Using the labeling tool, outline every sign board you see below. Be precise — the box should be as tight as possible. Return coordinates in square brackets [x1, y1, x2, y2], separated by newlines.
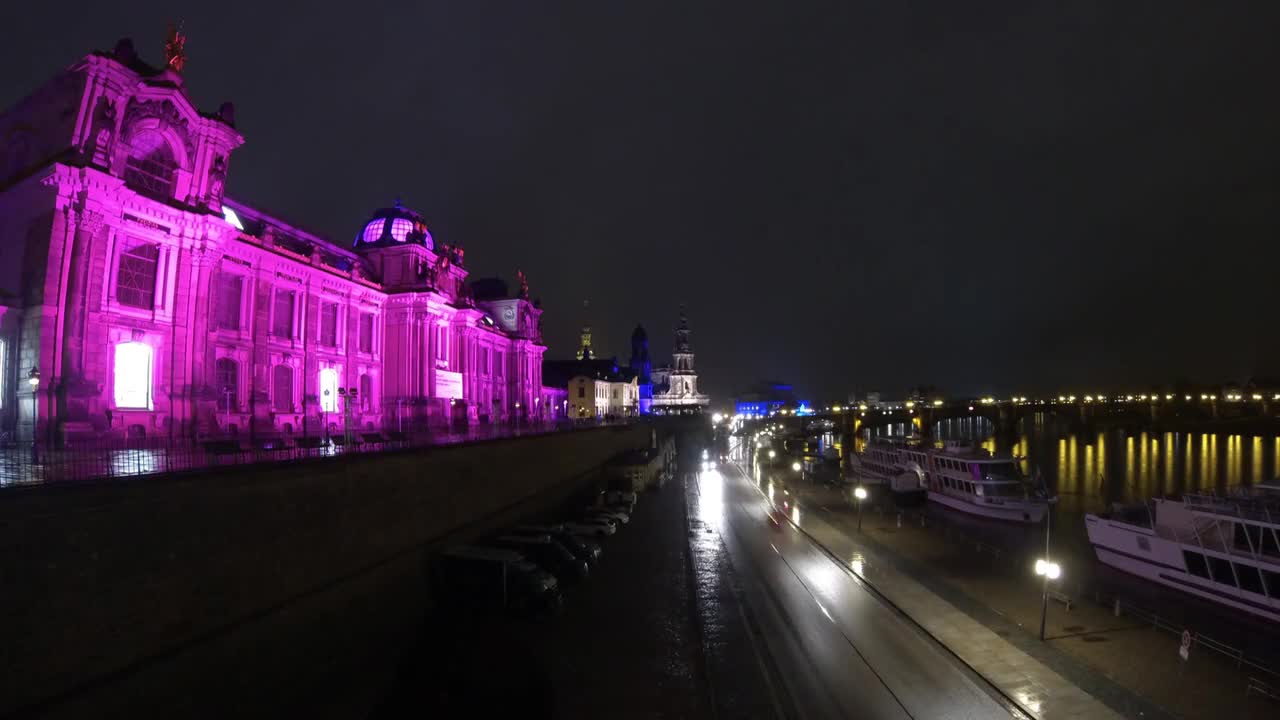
[1179, 630, 1192, 661]
[435, 370, 463, 400]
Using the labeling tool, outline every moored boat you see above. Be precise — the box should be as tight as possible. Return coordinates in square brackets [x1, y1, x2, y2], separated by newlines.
[1085, 491, 1280, 623]
[916, 444, 1047, 523]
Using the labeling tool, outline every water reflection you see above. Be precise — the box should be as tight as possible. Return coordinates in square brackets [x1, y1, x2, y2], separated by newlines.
[860, 417, 1280, 511]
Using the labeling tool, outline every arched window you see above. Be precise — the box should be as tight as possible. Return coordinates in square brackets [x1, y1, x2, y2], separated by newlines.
[318, 368, 338, 413]
[272, 365, 294, 411]
[114, 342, 154, 409]
[116, 242, 160, 309]
[215, 358, 238, 411]
[359, 374, 372, 411]
[123, 129, 178, 198]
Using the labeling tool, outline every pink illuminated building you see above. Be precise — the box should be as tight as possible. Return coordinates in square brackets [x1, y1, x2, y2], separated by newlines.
[0, 37, 551, 443]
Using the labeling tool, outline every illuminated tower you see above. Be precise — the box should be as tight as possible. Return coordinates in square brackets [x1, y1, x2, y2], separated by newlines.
[576, 301, 593, 360]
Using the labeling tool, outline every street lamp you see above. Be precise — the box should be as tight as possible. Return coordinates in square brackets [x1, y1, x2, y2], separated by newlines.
[854, 485, 868, 531]
[768, 450, 776, 459]
[1035, 559, 1062, 641]
[27, 366, 40, 463]
[791, 461, 802, 472]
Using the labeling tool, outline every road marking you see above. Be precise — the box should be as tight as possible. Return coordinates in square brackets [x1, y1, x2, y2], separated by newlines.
[770, 543, 780, 555]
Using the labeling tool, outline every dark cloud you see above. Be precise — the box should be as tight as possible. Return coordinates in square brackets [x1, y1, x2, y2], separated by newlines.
[3, 2, 1277, 401]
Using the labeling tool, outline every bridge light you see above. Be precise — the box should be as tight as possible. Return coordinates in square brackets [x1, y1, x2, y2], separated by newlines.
[1084, 396, 1093, 403]
[1067, 395, 1076, 403]
[932, 399, 943, 407]
[905, 401, 915, 409]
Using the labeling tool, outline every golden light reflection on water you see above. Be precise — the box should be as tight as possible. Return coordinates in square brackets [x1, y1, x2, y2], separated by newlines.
[917, 419, 1280, 509]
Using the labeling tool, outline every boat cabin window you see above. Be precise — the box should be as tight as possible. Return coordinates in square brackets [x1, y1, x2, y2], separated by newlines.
[1234, 563, 1265, 595]
[1234, 522, 1280, 558]
[1207, 556, 1236, 587]
[1183, 551, 1210, 579]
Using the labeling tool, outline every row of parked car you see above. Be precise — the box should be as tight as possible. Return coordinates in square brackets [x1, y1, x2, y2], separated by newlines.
[434, 490, 640, 615]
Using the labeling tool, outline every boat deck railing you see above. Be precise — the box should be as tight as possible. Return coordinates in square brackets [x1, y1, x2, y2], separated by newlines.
[1184, 492, 1280, 527]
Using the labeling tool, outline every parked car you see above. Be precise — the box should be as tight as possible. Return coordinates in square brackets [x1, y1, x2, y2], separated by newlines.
[514, 525, 602, 564]
[433, 545, 560, 616]
[486, 535, 589, 583]
[605, 490, 637, 509]
[563, 518, 617, 537]
[585, 507, 630, 525]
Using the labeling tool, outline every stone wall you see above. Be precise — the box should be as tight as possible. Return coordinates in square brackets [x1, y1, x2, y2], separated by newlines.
[0, 424, 648, 717]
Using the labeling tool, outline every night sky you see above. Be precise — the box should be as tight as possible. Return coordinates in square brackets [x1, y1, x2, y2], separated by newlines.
[3, 3, 1278, 402]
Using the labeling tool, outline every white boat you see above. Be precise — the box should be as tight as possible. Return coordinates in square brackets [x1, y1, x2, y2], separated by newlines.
[915, 444, 1047, 523]
[1085, 490, 1280, 623]
[848, 438, 927, 497]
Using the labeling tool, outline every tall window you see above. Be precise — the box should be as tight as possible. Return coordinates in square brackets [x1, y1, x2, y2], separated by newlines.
[358, 313, 374, 353]
[272, 290, 295, 338]
[123, 130, 178, 198]
[117, 243, 160, 309]
[495, 351, 504, 378]
[215, 358, 238, 411]
[318, 368, 338, 412]
[272, 365, 294, 411]
[214, 273, 242, 330]
[113, 342, 153, 409]
[320, 304, 338, 346]
[481, 347, 489, 376]
[359, 374, 372, 411]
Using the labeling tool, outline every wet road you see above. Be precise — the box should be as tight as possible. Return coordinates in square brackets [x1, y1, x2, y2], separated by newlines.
[694, 445, 1017, 720]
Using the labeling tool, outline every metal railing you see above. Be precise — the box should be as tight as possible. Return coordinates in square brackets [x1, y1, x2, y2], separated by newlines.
[0, 418, 632, 488]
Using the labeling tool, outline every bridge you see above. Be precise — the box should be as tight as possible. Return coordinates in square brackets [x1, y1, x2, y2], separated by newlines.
[742, 392, 1280, 439]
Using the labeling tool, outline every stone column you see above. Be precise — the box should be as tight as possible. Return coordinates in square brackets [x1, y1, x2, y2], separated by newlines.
[57, 209, 104, 435]
[187, 246, 216, 439]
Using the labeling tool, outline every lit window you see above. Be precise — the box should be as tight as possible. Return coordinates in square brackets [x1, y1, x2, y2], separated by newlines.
[117, 242, 160, 309]
[361, 220, 384, 244]
[272, 365, 294, 411]
[215, 358, 238, 411]
[320, 304, 338, 346]
[360, 374, 372, 411]
[215, 272, 242, 330]
[389, 218, 414, 242]
[272, 290, 295, 338]
[114, 342, 153, 409]
[319, 368, 338, 412]
[123, 130, 178, 198]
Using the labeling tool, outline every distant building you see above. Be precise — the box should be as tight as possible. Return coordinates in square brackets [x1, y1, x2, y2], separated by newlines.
[735, 382, 796, 417]
[650, 308, 709, 415]
[629, 324, 653, 414]
[544, 356, 639, 419]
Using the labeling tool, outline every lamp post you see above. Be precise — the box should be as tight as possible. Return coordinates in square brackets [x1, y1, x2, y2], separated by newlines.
[27, 367, 40, 463]
[854, 485, 868, 531]
[515, 401, 521, 430]
[222, 386, 232, 434]
[1035, 558, 1062, 641]
[321, 388, 331, 443]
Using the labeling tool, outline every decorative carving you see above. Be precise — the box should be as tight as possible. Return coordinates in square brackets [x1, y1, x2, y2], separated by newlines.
[123, 98, 195, 160]
[206, 155, 227, 208]
[75, 209, 105, 236]
[90, 96, 116, 167]
[131, 328, 146, 341]
[164, 24, 187, 74]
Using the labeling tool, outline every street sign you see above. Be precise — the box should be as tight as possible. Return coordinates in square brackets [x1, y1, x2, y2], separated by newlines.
[1179, 630, 1192, 661]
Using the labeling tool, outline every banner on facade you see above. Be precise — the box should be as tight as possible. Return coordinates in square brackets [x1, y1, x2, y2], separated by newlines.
[435, 370, 463, 399]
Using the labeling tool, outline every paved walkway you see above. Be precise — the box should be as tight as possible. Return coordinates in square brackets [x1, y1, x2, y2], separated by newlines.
[784, 476, 1280, 719]
[748, 461, 1126, 720]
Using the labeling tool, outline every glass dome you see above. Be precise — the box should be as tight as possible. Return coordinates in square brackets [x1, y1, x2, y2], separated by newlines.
[353, 199, 434, 250]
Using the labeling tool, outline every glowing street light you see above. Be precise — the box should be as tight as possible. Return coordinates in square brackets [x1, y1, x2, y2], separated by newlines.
[712, 412, 724, 424]
[768, 450, 776, 459]
[791, 461, 802, 472]
[849, 484, 870, 530]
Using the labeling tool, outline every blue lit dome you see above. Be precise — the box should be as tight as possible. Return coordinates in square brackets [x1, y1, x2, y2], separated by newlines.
[353, 199, 434, 250]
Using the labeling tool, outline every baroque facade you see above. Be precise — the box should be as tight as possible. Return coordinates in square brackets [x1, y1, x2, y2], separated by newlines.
[0, 37, 548, 442]
[650, 309, 709, 415]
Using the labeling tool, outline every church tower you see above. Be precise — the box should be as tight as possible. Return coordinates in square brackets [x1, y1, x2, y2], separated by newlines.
[576, 301, 593, 360]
